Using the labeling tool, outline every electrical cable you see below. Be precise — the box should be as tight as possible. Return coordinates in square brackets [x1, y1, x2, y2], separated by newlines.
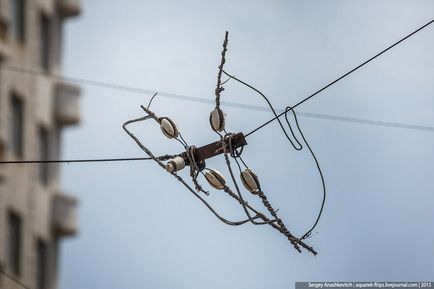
[0, 157, 163, 164]
[245, 18, 434, 138]
[222, 70, 303, 150]
[0, 64, 433, 133]
[221, 68, 326, 242]
[0, 14, 431, 260]
[122, 113, 262, 226]
[286, 107, 326, 242]
[210, 33, 313, 252]
[146, 92, 158, 110]
[222, 134, 279, 225]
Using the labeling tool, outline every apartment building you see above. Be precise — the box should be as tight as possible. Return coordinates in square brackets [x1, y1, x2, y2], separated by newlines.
[0, 0, 81, 288]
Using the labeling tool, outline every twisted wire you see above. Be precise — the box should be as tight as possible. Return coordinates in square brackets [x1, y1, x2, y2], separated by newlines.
[221, 185, 319, 254]
[140, 105, 159, 122]
[215, 31, 229, 108]
[185, 145, 208, 195]
[222, 134, 280, 226]
[122, 113, 258, 226]
[120, 31, 318, 255]
[227, 132, 245, 159]
[122, 107, 317, 254]
[210, 31, 317, 254]
[218, 73, 308, 242]
[144, 95, 190, 150]
[232, 152, 310, 253]
[221, 63, 326, 244]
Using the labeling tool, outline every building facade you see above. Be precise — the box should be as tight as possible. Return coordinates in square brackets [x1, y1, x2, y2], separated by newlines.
[0, 0, 81, 288]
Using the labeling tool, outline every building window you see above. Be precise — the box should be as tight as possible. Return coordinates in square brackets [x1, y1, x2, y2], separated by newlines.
[40, 14, 51, 71]
[38, 127, 49, 184]
[36, 240, 48, 289]
[10, 0, 26, 42]
[6, 212, 22, 275]
[9, 94, 24, 157]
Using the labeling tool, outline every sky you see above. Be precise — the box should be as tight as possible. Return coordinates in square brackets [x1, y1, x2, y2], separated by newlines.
[59, 1, 434, 288]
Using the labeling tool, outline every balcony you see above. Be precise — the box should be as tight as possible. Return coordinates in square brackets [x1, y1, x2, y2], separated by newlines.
[57, 0, 81, 18]
[52, 193, 78, 237]
[55, 82, 81, 126]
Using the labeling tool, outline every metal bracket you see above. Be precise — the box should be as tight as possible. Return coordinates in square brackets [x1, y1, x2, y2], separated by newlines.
[180, 133, 247, 165]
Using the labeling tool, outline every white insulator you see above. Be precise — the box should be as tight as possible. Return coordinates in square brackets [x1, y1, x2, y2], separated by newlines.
[204, 169, 226, 190]
[159, 117, 179, 139]
[209, 107, 225, 132]
[240, 169, 260, 193]
[165, 156, 185, 173]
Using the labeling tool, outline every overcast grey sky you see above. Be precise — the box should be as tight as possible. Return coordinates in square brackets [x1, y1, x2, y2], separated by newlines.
[60, 1, 434, 288]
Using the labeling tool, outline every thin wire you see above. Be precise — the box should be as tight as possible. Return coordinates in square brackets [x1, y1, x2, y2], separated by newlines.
[122, 113, 260, 226]
[233, 144, 311, 252]
[222, 144, 279, 226]
[147, 92, 158, 109]
[1, 20, 432, 166]
[245, 18, 434, 138]
[221, 76, 232, 86]
[0, 157, 155, 164]
[238, 155, 248, 169]
[222, 67, 325, 241]
[222, 69, 303, 150]
[179, 133, 189, 147]
[297, 111, 434, 132]
[286, 107, 326, 242]
[206, 31, 311, 253]
[185, 145, 209, 195]
[233, 156, 244, 173]
[213, 34, 286, 228]
[175, 137, 188, 148]
[1, 65, 433, 133]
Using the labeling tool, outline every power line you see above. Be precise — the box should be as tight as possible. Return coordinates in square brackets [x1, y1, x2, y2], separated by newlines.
[245, 18, 434, 137]
[0, 157, 154, 164]
[1, 62, 434, 133]
[3, 110, 431, 165]
[1, 19, 434, 167]
[296, 111, 434, 132]
[0, 154, 179, 164]
[0, 64, 216, 104]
